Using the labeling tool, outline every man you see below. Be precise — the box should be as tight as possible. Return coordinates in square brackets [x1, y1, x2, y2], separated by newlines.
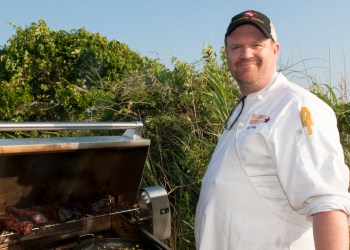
[195, 10, 350, 250]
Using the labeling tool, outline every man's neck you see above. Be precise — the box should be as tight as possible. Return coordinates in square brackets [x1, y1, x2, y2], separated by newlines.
[239, 71, 278, 96]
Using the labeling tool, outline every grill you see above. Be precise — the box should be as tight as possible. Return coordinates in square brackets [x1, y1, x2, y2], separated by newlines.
[0, 122, 171, 250]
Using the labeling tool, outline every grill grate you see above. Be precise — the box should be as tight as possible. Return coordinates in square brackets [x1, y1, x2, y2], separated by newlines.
[0, 198, 139, 237]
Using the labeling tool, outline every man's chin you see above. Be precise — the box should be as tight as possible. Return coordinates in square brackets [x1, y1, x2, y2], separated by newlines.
[234, 75, 258, 85]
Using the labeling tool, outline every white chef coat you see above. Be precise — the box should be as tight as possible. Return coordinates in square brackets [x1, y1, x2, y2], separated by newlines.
[195, 72, 350, 250]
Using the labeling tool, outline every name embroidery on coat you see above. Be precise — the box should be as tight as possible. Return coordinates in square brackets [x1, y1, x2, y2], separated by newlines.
[247, 113, 270, 129]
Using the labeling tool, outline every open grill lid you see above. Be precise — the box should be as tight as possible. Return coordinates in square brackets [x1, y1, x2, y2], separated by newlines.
[0, 122, 150, 213]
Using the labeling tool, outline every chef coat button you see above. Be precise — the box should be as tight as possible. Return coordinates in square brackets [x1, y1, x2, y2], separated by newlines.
[257, 95, 263, 101]
[238, 122, 244, 128]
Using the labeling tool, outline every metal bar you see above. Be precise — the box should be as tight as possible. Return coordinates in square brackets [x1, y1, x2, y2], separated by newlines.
[0, 122, 143, 131]
[0, 207, 140, 238]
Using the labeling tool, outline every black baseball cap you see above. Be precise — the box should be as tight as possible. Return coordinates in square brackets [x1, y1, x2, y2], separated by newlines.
[225, 10, 277, 42]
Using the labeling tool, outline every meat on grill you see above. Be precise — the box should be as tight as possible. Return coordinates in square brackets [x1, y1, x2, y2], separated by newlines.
[0, 195, 115, 236]
[32, 204, 83, 222]
[5, 206, 48, 224]
[0, 216, 33, 235]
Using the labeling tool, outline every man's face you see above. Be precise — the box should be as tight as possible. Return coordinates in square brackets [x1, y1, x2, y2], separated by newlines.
[225, 24, 279, 95]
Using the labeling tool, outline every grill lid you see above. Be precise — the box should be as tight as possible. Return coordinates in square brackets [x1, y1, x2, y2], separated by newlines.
[0, 122, 150, 212]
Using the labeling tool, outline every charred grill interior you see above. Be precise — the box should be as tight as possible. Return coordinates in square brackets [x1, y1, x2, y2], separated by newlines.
[0, 122, 171, 250]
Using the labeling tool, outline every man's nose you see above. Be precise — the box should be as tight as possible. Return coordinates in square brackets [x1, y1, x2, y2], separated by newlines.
[240, 47, 254, 59]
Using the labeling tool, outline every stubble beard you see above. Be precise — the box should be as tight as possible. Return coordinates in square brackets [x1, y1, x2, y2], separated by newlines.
[230, 58, 262, 89]
[232, 69, 262, 94]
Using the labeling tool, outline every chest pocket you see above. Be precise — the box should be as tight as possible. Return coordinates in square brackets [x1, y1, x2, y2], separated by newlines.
[237, 132, 271, 169]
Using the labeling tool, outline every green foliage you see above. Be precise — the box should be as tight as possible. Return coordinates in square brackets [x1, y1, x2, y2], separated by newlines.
[201, 45, 241, 128]
[0, 20, 144, 122]
[309, 82, 350, 166]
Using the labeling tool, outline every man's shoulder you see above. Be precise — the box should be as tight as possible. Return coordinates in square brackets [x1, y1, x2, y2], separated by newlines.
[275, 74, 310, 96]
[273, 73, 335, 115]
[275, 74, 325, 102]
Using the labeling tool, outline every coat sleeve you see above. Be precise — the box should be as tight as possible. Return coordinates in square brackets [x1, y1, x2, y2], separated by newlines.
[270, 93, 350, 218]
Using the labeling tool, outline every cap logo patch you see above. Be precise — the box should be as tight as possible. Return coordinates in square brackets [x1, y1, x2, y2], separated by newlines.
[245, 10, 255, 18]
[233, 12, 265, 25]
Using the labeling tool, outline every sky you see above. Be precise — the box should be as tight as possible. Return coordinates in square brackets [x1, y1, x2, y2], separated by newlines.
[1, 0, 350, 94]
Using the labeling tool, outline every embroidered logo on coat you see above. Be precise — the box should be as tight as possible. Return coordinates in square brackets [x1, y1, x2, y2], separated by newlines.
[247, 113, 270, 129]
[300, 106, 313, 135]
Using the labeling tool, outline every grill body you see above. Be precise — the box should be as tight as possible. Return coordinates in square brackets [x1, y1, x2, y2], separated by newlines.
[0, 122, 171, 250]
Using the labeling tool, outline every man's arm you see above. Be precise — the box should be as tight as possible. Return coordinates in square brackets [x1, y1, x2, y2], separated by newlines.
[313, 210, 349, 250]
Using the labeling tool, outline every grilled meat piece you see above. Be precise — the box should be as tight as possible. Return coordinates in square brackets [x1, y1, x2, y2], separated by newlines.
[0, 216, 33, 235]
[58, 206, 82, 222]
[5, 206, 48, 224]
[32, 204, 60, 221]
[32, 204, 82, 222]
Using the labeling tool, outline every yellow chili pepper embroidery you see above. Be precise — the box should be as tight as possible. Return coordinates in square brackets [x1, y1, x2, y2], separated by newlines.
[300, 106, 313, 135]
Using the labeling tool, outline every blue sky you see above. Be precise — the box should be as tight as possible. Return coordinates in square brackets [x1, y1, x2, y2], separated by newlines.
[1, 0, 350, 92]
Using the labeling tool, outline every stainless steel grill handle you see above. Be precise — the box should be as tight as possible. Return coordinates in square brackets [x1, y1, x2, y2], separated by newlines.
[0, 121, 144, 137]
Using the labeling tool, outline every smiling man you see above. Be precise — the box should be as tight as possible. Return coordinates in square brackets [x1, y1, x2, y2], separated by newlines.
[195, 10, 350, 250]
